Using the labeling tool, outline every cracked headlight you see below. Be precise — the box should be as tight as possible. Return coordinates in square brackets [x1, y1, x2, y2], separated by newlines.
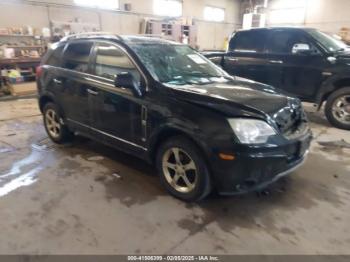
[228, 118, 276, 144]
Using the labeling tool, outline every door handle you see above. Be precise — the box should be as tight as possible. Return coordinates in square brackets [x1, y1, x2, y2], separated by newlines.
[228, 57, 239, 62]
[87, 89, 99, 96]
[269, 60, 283, 64]
[53, 78, 62, 85]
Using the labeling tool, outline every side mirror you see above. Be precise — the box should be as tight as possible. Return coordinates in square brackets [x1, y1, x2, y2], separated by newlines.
[292, 43, 311, 55]
[115, 72, 143, 97]
[327, 56, 337, 64]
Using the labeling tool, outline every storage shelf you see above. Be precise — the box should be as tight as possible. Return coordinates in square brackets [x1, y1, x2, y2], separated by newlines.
[6, 45, 44, 48]
[0, 34, 37, 37]
[0, 57, 41, 66]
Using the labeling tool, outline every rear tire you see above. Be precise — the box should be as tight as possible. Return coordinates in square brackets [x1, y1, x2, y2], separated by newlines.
[325, 87, 350, 130]
[156, 136, 212, 202]
[43, 102, 74, 144]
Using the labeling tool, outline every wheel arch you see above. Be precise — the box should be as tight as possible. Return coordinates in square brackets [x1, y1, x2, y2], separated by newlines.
[148, 127, 211, 167]
[38, 93, 66, 119]
[324, 86, 350, 130]
[39, 95, 54, 113]
[318, 77, 350, 108]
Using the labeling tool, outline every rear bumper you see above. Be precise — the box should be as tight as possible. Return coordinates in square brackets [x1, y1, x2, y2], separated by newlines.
[210, 130, 312, 195]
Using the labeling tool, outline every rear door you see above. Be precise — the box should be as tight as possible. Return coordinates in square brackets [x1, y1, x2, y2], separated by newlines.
[224, 30, 269, 83]
[40, 43, 65, 95]
[59, 41, 94, 132]
[265, 29, 326, 99]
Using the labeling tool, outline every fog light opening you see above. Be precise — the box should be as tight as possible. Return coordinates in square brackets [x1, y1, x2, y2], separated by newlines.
[244, 179, 258, 188]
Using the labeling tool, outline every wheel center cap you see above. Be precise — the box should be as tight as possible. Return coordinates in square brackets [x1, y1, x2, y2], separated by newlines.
[177, 166, 185, 174]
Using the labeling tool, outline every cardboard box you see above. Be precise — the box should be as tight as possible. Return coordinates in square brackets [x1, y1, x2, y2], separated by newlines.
[339, 27, 350, 44]
[10, 82, 37, 96]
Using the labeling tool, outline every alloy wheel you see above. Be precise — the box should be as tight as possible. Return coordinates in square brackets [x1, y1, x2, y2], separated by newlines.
[332, 95, 350, 125]
[45, 109, 61, 139]
[162, 147, 198, 193]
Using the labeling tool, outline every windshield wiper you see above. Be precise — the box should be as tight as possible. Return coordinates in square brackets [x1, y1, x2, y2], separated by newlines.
[182, 71, 219, 78]
[335, 48, 346, 52]
[164, 73, 229, 86]
[165, 78, 213, 86]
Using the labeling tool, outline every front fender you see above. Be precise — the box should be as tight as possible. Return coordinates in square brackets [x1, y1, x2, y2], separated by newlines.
[147, 119, 212, 162]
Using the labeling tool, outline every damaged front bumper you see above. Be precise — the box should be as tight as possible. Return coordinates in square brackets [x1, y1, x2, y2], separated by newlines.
[234, 150, 309, 194]
[211, 130, 313, 195]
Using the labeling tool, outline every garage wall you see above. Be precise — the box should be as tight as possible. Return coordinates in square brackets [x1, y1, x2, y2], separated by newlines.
[266, 0, 350, 34]
[0, 0, 241, 50]
[304, 0, 350, 33]
[186, 0, 241, 50]
[267, 0, 307, 26]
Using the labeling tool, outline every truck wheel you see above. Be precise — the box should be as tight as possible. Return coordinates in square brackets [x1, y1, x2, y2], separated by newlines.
[156, 136, 212, 202]
[325, 87, 350, 130]
[43, 102, 74, 143]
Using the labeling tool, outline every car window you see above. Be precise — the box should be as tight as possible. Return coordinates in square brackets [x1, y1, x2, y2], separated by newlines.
[45, 45, 65, 67]
[229, 30, 268, 53]
[267, 30, 319, 54]
[62, 42, 93, 73]
[94, 43, 141, 84]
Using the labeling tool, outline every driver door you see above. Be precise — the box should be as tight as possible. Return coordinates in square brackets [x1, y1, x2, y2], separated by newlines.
[265, 29, 326, 100]
[88, 41, 147, 152]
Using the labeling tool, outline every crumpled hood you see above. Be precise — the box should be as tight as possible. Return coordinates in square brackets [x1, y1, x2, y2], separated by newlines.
[335, 49, 350, 57]
[165, 77, 300, 119]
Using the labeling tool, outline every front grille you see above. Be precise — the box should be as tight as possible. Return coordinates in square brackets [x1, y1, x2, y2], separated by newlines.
[274, 102, 308, 139]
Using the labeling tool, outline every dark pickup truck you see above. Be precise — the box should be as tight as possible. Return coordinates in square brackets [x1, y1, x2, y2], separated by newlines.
[204, 27, 350, 130]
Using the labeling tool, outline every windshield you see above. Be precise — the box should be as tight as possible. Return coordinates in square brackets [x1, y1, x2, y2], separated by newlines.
[129, 43, 227, 85]
[306, 29, 348, 52]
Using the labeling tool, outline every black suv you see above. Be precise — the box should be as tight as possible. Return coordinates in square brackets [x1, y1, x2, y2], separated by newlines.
[37, 34, 312, 201]
[204, 27, 350, 130]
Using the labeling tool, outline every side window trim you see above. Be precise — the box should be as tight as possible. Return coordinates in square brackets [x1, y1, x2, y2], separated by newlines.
[91, 40, 149, 91]
[60, 43, 69, 67]
[61, 40, 95, 74]
[87, 42, 97, 75]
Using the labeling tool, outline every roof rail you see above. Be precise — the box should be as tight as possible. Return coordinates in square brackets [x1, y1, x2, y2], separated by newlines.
[136, 34, 174, 39]
[60, 32, 121, 42]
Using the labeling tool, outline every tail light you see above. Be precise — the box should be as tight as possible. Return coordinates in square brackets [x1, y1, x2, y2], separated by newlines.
[36, 66, 43, 78]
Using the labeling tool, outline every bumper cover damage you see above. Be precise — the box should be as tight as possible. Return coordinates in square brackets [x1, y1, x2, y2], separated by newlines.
[214, 131, 313, 195]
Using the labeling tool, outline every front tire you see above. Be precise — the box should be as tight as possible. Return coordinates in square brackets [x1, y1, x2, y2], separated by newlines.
[325, 87, 350, 130]
[156, 136, 212, 202]
[43, 102, 73, 144]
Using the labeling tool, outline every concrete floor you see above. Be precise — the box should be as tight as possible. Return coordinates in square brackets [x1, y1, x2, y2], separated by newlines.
[0, 98, 349, 255]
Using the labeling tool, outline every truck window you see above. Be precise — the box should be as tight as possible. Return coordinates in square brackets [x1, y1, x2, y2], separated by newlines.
[229, 30, 267, 53]
[62, 42, 93, 73]
[266, 30, 318, 54]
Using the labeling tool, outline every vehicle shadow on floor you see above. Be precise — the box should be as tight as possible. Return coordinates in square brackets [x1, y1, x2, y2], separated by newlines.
[72, 136, 156, 177]
[68, 137, 297, 209]
[52, 137, 346, 236]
